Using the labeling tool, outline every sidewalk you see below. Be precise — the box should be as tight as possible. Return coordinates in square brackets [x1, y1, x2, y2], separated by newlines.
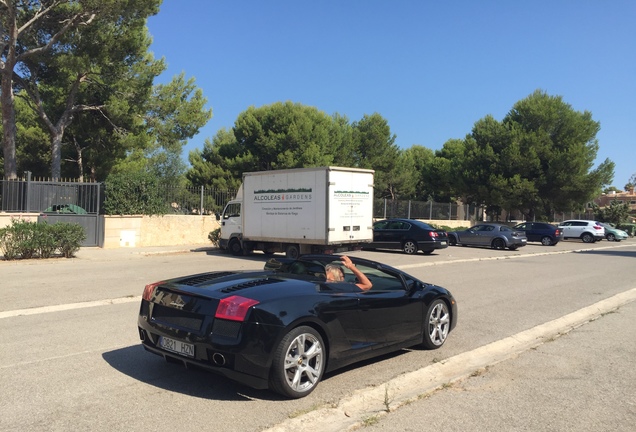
[361, 299, 636, 432]
[72, 243, 219, 261]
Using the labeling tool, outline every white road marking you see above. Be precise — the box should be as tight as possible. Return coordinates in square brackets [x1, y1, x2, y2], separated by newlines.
[0, 296, 141, 319]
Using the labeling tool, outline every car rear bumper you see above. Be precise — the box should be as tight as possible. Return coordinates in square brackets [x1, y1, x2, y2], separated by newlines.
[423, 240, 449, 250]
[140, 340, 270, 389]
[137, 314, 283, 390]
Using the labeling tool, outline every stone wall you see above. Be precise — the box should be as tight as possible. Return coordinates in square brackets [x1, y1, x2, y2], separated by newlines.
[103, 215, 220, 248]
[0, 213, 39, 228]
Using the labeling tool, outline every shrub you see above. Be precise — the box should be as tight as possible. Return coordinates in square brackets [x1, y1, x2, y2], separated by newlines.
[52, 222, 86, 258]
[0, 219, 86, 260]
[37, 223, 58, 259]
[208, 228, 221, 247]
[0, 219, 38, 259]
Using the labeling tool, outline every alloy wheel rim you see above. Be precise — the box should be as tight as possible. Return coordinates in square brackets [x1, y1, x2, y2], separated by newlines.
[283, 333, 324, 392]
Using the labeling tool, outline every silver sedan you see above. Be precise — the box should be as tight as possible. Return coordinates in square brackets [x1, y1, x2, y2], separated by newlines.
[448, 223, 527, 250]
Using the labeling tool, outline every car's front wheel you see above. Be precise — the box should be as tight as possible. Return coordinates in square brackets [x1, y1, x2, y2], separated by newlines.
[402, 240, 418, 254]
[607, 233, 616, 242]
[420, 299, 450, 350]
[582, 233, 594, 243]
[448, 236, 457, 246]
[541, 236, 553, 246]
[269, 326, 325, 398]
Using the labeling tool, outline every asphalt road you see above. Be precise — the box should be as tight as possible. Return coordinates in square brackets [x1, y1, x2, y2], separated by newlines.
[363, 300, 636, 432]
[1, 238, 634, 431]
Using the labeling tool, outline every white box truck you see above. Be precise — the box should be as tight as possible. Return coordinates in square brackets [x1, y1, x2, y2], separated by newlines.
[219, 166, 375, 258]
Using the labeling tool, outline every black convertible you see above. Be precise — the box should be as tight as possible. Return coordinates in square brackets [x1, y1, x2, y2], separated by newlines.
[137, 255, 458, 398]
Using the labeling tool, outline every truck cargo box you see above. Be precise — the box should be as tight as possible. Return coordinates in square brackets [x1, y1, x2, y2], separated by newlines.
[242, 166, 374, 245]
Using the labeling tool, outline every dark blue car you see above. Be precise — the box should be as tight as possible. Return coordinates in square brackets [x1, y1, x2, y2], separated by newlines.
[367, 218, 449, 254]
[512, 222, 563, 246]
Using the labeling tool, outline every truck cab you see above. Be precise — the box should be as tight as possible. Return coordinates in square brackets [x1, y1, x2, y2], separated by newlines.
[219, 200, 243, 254]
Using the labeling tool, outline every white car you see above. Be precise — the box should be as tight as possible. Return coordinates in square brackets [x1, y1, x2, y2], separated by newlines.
[558, 220, 605, 243]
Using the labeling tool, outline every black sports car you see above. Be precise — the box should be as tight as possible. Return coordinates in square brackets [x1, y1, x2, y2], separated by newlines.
[137, 255, 458, 398]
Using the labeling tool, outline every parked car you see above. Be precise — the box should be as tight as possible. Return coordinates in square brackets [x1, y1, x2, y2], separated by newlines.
[512, 222, 563, 246]
[447, 223, 527, 250]
[598, 222, 628, 242]
[137, 255, 457, 398]
[617, 223, 636, 237]
[367, 218, 449, 254]
[558, 220, 605, 243]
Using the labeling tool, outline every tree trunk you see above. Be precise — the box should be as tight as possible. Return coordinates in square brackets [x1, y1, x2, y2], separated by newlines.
[50, 129, 64, 180]
[1, 5, 19, 180]
[1, 78, 18, 179]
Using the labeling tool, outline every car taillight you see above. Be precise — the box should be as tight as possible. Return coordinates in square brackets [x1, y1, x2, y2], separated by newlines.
[215, 295, 259, 322]
[429, 231, 438, 238]
[593, 225, 602, 230]
[142, 281, 163, 301]
[555, 229, 560, 235]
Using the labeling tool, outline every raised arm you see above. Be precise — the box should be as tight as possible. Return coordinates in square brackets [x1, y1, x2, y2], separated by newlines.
[340, 256, 372, 291]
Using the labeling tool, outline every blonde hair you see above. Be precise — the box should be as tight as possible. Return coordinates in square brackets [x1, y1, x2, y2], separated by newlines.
[325, 264, 345, 282]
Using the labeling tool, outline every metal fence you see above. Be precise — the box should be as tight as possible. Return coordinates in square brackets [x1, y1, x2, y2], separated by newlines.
[161, 185, 236, 215]
[374, 198, 481, 221]
[1, 176, 102, 214]
[551, 211, 596, 223]
[0, 177, 238, 216]
[7, 177, 594, 223]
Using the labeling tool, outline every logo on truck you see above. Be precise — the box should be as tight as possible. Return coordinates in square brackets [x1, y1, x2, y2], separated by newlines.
[253, 188, 312, 202]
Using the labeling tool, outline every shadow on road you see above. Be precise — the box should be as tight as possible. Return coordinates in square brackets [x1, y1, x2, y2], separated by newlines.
[576, 249, 636, 258]
[102, 344, 413, 402]
[102, 345, 282, 401]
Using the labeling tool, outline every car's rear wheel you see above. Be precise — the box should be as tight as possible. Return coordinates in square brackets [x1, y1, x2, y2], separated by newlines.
[541, 236, 553, 246]
[582, 233, 594, 243]
[228, 238, 242, 256]
[607, 233, 616, 241]
[420, 299, 450, 350]
[492, 238, 505, 250]
[422, 250, 434, 255]
[269, 326, 325, 399]
[402, 240, 418, 254]
[448, 236, 457, 246]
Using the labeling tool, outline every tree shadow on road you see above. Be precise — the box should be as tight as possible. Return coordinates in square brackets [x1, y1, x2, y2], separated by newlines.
[576, 249, 636, 258]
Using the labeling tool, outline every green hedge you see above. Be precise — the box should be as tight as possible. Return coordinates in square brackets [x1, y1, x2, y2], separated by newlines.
[0, 219, 86, 260]
[103, 171, 168, 215]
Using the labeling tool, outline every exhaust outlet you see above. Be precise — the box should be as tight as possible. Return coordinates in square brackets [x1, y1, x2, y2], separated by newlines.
[212, 353, 226, 366]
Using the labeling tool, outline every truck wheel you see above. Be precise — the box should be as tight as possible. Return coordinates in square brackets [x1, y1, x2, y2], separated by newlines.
[229, 238, 243, 256]
[285, 244, 300, 259]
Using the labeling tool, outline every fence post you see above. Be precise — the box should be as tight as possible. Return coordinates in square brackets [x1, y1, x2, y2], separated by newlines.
[408, 200, 411, 219]
[429, 200, 432, 220]
[449, 202, 451, 220]
[383, 198, 387, 219]
[200, 186, 204, 215]
[25, 171, 32, 213]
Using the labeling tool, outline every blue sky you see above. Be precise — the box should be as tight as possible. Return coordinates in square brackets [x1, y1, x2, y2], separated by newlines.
[147, 1, 635, 188]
